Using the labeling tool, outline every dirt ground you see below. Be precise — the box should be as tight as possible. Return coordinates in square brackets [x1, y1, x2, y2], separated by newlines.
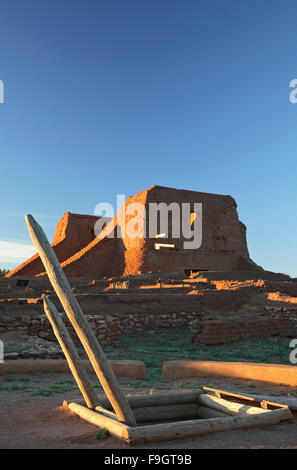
[1, 372, 297, 449]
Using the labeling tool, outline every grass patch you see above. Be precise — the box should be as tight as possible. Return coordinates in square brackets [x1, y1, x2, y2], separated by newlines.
[0, 384, 32, 392]
[101, 329, 293, 389]
[94, 428, 109, 439]
[1, 330, 292, 395]
[104, 329, 292, 366]
[93, 383, 103, 389]
[33, 382, 74, 396]
[19, 377, 31, 382]
[247, 381, 255, 388]
[51, 379, 74, 385]
[4, 345, 27, 354]
[132, 367, 165, 389]
[2, 376, 17, 382]
[0, 375, 75, 396]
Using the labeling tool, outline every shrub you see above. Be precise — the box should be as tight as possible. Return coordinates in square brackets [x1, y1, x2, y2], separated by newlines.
[94, 428, 109, 439]
[0, 268, 9, 277]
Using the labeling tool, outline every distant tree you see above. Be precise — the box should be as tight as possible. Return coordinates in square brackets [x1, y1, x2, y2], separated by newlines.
[0, 268, 9, 277]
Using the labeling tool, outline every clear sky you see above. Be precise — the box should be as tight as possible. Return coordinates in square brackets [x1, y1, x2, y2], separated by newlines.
[0, 0, 296, 276]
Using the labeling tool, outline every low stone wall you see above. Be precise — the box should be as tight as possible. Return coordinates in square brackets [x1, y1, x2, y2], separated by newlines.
[191, 316, 297, 346]
[0, 288, 256, 317]
[1, 311, 200, 348]
[0, 313, 120, 347]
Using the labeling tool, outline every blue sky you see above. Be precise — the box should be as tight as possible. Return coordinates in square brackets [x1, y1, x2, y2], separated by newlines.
[0, 0, 296, 275]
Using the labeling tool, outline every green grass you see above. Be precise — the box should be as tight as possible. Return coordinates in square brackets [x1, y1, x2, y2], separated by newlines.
[94, 428, 109, 439]
[0, 383, 32, 392]
[102, 328, 294, 389]
[0, 329, 294, 394]
[2, 376, 17, 382]
[132, 368, 165, 388]
[4, 345, 27, 354]
[104, 329, 292, 366]
[33, 382, 74, 396]
[19, 377, 31, 382]
[0, 376, 75, 396]
[247, 381, 255, 388]
[51, 379, 75, 385]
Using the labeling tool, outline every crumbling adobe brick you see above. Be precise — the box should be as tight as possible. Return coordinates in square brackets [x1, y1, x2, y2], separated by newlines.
[6, 185, 261, 279]
[191, 316, 297, 345]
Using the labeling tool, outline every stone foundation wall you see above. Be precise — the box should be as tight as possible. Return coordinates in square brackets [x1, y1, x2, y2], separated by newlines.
[191, 316, 297, 345]
[0, 311, 200, 347]
[3, 309, 296, 350]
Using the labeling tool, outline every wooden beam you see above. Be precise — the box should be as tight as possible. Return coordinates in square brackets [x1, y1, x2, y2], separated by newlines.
[203, 387, 291, 410]
[25, 214, 136, 427]
[213, 390, 297, 411]
[203, 386, 264, 402]
[197, 405, 227, 419]
[125, 407, 293, 444]
[65, 398, 292, 445]
[200, 394, 275, 416]
[66, 402, 130, 440]
[94, 405, 118, 421]
[96, 403, 200, 424]
[96, 391, 203, 410]
[43, 294, 99, 409]
[71, 401, 201, 424]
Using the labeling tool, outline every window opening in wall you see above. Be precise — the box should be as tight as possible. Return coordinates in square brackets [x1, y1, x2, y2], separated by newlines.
[154, 243, 175, 250]
[155, 233, 166, 239]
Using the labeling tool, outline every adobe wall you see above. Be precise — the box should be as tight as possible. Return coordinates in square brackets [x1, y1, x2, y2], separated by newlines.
[53, 187, 150, 278]
[6, 185, 261, 278]
[54, 186, 260, 277]
[191, 317, 297, 345]
[6, 213, 101, 278]
[141, 186, 259, 273]
[0, 288, 255, 318]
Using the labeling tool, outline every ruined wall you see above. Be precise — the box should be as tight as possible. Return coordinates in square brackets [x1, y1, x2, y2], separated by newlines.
[0, 311, 200, 350]
[141, 186, 259, 273]
[6, 213, 101, 278]
[191, 317, 296, 345]
[45, 187, 150, 278]
[6, 185, 261, 278]
[2, 311, 296, 351]
[59, 186, 260, 277]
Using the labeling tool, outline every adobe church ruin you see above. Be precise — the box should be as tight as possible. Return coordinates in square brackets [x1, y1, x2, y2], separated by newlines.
[6, 185, 261, 278]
